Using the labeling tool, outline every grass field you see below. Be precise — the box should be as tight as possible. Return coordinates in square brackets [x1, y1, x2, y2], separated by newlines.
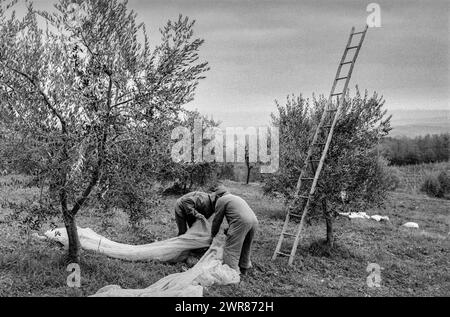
[0, 175, 449, 297]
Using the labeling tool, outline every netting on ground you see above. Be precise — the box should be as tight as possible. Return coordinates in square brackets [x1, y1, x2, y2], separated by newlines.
[44, 217, 240, 297]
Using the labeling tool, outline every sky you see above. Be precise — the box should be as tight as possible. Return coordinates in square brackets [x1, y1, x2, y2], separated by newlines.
[14, 0, 450, 127]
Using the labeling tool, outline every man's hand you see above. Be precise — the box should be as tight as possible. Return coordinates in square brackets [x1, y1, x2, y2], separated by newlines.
[195, 213, 207, 222]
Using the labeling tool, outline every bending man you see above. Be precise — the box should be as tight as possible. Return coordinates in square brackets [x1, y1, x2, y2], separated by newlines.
[175, 187, 228, 236]
[211, 192, 258, 274]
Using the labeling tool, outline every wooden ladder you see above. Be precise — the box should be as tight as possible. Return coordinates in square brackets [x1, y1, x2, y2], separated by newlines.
[272, 25, 369, 265]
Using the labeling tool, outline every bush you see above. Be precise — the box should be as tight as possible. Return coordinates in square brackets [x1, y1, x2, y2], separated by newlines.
[421, 171, 450, 198]
[219, 164, 235, 180]
[5, 198, 59, 235]
[437, 171, 450, 194]
[380, 160, 401, 191]
[381, 134, 449, 166]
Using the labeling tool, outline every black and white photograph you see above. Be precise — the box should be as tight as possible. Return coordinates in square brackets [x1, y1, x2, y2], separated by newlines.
[0, 0, 448, 303]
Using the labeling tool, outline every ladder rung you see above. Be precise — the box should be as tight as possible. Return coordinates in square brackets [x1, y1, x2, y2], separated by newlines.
[301, 177, 314, 181]
[347, 46, 359, 50]
[352, 31, 365, 35]
[331, 93, 343, 96]
[289, 213, 302, 218]
[341, 61, 353, 65]
[336, 77, 348, 81]
[297, 195, 310, 200]
[282, 232, 296, 238]
[277, 252, 291, 258]
[327, 109, 338, 112]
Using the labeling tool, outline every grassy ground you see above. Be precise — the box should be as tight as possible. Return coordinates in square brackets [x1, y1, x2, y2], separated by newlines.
[0, 176, 449, 297]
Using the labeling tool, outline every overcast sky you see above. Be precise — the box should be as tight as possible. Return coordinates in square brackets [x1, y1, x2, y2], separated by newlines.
[17, 0, 450, 127]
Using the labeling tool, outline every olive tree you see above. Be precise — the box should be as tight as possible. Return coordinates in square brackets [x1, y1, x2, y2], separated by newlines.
[265, 90, 392, 247]
[0, 0, 209, 262]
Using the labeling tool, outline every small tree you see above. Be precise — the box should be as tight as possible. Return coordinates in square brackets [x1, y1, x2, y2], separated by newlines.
[265, 90, 392, 247]
[0, 0, 208, 262]
[421, 171, 450, 199]
[244, 144, 254, 184]
[162, 110, 221, 194]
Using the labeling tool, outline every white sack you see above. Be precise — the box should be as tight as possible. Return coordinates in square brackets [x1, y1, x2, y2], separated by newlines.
[339, 212, 370, 219]
[370, 215, 390, 222]
[402, 222, 419, 229]
[339, 212, 389, 222]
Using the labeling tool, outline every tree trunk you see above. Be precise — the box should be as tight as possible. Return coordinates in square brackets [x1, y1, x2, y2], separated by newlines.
[245, 145, 252, 184]
[189, 173, 194, 190]
[246, 166, 251, 184]
[322, 199, 334, 248]
[63, 211, 80, 263]
[60, 172, 80, 264]
[325, 213, 334, 248]
[182, 178, 187, 193]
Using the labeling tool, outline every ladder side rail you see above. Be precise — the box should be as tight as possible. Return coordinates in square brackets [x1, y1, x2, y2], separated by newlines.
[294, 108, 327, 195]
[288, 196, 313, 265]
[272, 210, 294, 260]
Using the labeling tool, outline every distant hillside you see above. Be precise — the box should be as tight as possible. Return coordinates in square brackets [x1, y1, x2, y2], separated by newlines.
[388, 109, 449, 138]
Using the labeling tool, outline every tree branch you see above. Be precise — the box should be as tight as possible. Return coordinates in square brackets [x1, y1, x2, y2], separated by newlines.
[70, 75, 113, 216]
[5, 65, 67, 133]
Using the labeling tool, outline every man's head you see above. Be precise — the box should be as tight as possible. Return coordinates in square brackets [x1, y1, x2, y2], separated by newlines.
[215, 185, 229, 197]
[209, 185, 229, 205]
